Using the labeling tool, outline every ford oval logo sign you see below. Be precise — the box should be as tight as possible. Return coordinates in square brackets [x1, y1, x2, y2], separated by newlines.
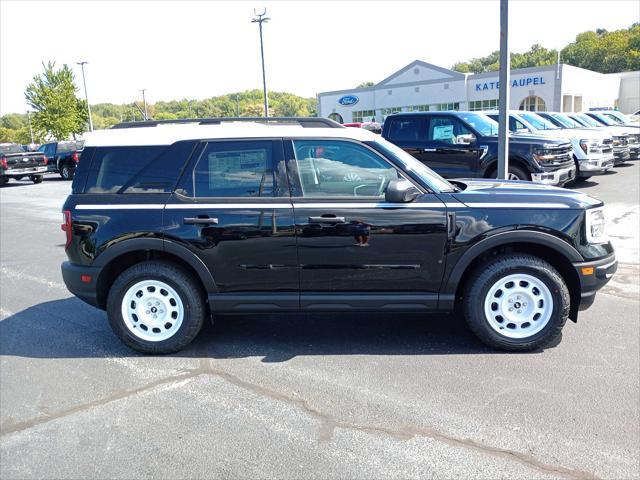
[338, 95, 359, 106]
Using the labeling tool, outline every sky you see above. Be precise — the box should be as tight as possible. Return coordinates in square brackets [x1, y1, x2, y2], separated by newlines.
[1, 0, 639, 115]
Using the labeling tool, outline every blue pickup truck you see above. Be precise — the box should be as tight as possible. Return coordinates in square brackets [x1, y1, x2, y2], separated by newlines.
[37, 141, 83, 180]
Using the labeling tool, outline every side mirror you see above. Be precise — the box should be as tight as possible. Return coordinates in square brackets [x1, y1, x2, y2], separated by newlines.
[385, 179, 421, 203]
[456, 133, 476, 145]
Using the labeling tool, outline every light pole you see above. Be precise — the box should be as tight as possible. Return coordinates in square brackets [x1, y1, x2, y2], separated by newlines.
[76, 61, 93, 131]
[497, 0, 510, 180]
[26, 111, 34, 145]
[252, 8, 270, 117]
[235, 94, 240, 116]
[140, 89, 148, 120]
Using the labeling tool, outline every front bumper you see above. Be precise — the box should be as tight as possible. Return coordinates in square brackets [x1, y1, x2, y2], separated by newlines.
[629, 145, 640, 159]
[613, 147, 630, 164]
[572, 253, 617, 312]
[61, 261, 101, 309]
[531, 165, 576, 186]
[578, 154, 615, 175]
[2, 166, 47, 177]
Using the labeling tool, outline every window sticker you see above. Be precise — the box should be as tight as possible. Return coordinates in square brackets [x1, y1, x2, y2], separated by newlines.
[432, 125, 454, 141]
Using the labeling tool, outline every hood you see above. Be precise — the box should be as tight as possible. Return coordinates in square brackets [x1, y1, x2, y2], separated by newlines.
[450, 178, 602, 209]
[507, 133, 570, 146]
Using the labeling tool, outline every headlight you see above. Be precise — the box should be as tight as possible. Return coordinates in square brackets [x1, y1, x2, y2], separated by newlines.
[579, 139, 600, 154]
[585, 207, 607, 243]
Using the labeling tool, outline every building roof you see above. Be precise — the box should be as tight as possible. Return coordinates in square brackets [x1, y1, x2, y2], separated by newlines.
[84, 121, 379, 147]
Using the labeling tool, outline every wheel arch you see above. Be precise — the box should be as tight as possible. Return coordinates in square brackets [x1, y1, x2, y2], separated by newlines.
[483, 155, 531, 178]
[442, 231, 583, 321]
[94, 238, 217, 309]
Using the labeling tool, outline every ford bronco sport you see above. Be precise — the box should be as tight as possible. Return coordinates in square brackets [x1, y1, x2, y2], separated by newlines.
[61, 117, 617, 354]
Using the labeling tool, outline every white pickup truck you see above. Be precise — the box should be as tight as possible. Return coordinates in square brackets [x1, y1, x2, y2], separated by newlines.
[484, 110, 614, 181]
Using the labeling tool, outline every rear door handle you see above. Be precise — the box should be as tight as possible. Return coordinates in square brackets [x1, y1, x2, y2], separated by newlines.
[423, 148, 436, 152]
[308, 216, 346, 224]
[184, 217, 219, 225]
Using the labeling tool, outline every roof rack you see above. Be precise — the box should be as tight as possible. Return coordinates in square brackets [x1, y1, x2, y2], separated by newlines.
[111, 117, 344, 129]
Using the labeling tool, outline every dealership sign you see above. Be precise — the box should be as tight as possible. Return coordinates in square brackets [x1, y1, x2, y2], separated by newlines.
[475, 76, 547, 91]
[338, 95, 359, 106]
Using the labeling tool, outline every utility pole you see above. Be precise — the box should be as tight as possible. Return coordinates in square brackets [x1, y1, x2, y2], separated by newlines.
[252, 8, 270, 117]
[235, 94, 240, 116]
[76, 61, 93, 131]
[26, 111, 34, 144]
[497, 0, 510, 180]
[140, 89, 148, 120]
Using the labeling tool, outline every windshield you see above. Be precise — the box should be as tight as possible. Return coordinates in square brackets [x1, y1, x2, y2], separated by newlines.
[0, 144, 24, 154]
[575, 113, 601, 127]
[456, 112, 498, 136]
[602, 112, 626, 125]
[518, 112, 559, 130]
[372, 138, 456, 193]
[590, 113, 616, 126]
[549, 113, 582, 129]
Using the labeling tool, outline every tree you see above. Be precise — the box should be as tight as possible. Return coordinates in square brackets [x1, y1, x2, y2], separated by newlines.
[561, 24, 640, 73]
[356, 81, 375, 88]
[24, 61, 88, 140]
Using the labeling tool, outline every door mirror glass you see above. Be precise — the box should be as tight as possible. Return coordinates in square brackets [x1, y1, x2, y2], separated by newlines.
[385, 178, 420, 203]
[456, 133, 476, 145]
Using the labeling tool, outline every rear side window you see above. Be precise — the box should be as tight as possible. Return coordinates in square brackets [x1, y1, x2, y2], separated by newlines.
[184, 140, 285, 198]
[387, 118, 422, 141]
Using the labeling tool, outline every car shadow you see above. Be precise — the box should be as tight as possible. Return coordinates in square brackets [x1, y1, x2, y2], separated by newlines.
[0, 298, 514, 362]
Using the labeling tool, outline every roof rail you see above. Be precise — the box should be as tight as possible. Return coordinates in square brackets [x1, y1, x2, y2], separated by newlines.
[111, 117, 344, 129]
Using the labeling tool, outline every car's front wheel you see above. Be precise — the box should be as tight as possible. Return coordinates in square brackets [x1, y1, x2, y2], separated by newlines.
[30, 175, 43, 184]
[463, 254, 569, 351]
[107, 261, 206, 354]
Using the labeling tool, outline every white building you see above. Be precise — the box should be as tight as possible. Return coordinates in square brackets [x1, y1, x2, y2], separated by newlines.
[317, 60, 640, 124]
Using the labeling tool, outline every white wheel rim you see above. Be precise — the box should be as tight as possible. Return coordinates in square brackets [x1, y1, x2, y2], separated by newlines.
[483, 273, 553, 339]
[121, 280, 184, 342]
[508, 172, 520, 181]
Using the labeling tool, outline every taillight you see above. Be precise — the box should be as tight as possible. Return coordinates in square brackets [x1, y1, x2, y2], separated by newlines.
[71, 152, 79, 163]
[0, 156, 7, 169]
[61, 210, 72, 249]
[43, 155, 48, 165]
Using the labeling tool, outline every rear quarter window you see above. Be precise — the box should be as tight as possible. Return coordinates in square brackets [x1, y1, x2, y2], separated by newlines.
[387, 118, 422, 141]
[83, 141, 196, 194]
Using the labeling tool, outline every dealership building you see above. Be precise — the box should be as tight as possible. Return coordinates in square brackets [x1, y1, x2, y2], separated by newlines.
[317, 60, 640, 124]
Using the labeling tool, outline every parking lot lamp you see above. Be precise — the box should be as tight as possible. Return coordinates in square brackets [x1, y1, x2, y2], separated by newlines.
[251, 8, 270, 117]
[497, 0, 510, 179]
[76, 61, 93, 132]
[140, 89, 148, 120]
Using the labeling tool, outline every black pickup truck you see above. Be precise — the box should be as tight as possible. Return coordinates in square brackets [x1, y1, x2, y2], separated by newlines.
[0, 143, 48, 186]
[38, 141, 83, 180]
[382, 112, 576, 186]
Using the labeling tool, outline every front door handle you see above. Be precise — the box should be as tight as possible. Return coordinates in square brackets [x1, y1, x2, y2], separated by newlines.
[308, 216, 346, 224]
[423, 148, 436, 152]
[184, 217, 219, 225]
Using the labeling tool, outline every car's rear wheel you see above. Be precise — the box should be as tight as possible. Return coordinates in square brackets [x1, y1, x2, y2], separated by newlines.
[463, 254, 569, 351]
[107, 261, 206, 354]
[60, 164, 74, 180]
[30, 175, 43, 184]
[0, 176, 8, 186]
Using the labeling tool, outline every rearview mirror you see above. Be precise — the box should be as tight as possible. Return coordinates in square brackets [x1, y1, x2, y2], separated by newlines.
[385, 179, 421, 203]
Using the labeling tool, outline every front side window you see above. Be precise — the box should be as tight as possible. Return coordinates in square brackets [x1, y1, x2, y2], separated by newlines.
[518, 112, 558, 130]
[456, 112, 498, 136]
[190, 141, 282, 198]
[426, 116, 471, 144]
[291, 140, 398, 198]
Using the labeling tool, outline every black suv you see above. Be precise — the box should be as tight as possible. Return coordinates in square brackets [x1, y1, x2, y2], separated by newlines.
[61, 117, 616, 354]
[382, 111, 576, 186]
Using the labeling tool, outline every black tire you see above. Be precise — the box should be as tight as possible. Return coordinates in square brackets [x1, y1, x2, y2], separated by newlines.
[0, 176, 8, 187]
[13, 175, 24, 181]
[106, 261, 206, 354]
[507, 165, 530, 181]
[463, 254, 570, 351]
[60, 164, 74, 180]
[30, 175, 43, 184]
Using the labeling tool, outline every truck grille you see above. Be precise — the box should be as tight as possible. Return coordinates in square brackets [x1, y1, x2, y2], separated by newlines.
[534, 143, 573, 168]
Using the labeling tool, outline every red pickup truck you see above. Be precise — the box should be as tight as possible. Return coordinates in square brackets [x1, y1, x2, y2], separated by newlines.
[0, 143, 48, 186]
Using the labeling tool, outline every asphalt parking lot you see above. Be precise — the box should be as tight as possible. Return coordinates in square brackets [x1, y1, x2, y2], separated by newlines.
[1, 165, 639, 479]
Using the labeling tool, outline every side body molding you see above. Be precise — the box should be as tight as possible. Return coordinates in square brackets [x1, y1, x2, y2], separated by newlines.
[440, 230, 584, 301]
[94, 237, 218, 294]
